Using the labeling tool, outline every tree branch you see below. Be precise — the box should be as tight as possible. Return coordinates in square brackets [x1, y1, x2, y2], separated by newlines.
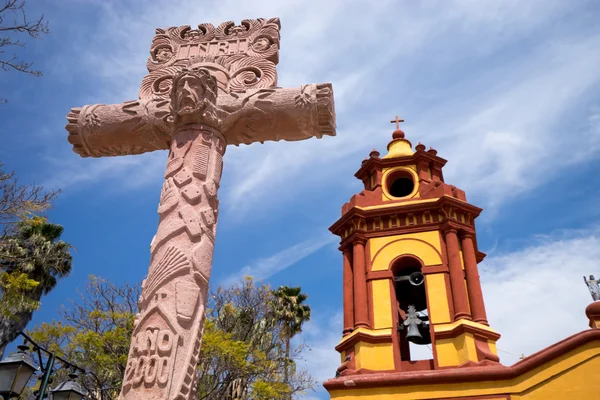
[0, 0, 49, 102]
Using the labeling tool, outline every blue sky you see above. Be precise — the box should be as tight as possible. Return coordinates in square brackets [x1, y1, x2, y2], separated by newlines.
[1, 0, 600, 398]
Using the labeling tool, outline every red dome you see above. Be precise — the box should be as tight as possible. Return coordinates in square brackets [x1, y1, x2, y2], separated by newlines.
[585, 301, 600, 320]
[392, 129, 405, 139]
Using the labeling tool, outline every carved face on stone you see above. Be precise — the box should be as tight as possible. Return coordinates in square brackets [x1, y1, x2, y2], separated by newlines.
[155, 46, 173, 63]
[170, 68, 219, 126]
[176, 75, 205, 115]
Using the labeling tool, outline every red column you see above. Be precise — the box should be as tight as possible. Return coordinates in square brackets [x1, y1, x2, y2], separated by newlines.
[444, 228, 471, 320]
[461, 233, 488, 325]
[343, 247, 355, 335]
[353, 238, 369, 328]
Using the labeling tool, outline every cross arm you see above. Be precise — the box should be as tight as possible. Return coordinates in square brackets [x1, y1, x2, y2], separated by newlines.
[65, 83, 336, 158]
[221, 83, 335, 145]
[65, 98, 172, 158]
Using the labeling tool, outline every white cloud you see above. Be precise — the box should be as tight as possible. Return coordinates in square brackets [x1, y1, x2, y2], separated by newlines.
[221, 233, 337, 286]
[42, 1, 600, 220]
[41, 150, 166, 193]
[296, 311, 343, 399]
[482, 226, 600, 363]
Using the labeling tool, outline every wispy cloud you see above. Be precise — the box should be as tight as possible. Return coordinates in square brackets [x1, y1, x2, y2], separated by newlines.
[40, 1, 600, 224]
[481, 225, 600, 363]
[221, 233, 337, 286]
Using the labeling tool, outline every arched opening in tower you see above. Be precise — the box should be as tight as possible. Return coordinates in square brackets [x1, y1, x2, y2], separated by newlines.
[392, 256, 433, 362]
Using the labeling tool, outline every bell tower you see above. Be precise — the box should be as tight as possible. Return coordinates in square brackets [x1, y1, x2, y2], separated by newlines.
[330, 118, 500, 376]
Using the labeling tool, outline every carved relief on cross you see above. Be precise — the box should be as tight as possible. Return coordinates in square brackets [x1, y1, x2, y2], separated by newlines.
[64, 18, 336, 400]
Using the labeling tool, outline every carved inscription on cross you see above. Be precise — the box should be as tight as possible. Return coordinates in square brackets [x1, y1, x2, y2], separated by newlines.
[64, 18, 336, 400]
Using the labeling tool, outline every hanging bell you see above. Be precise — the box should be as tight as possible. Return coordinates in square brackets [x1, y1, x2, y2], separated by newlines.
[405, 321, 424, 344]
[403, 305, 426, 345]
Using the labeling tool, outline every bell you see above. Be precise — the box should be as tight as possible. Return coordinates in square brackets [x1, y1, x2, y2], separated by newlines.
[393, 271, 425, 286]
[402, 305, 427, 345]
[405, 321, 424, 344]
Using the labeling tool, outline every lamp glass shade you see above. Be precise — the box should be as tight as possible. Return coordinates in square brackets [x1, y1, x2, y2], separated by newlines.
[50, 379, 87, 400]
[0, 350, 37, 397]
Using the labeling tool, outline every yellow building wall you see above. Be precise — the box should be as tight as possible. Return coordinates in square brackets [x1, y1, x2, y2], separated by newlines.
[370, 231, 443, 270]
[372, 279, 393, 329]
[329, 339, 600, 400]
[425, 273, 451, 324]
[369, 231, 451, 327]
[435, 332, 478, 367]
[355, 341, 395, 371]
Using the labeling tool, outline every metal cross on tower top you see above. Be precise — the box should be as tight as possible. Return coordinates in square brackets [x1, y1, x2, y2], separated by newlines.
[390, 115, 405, 130]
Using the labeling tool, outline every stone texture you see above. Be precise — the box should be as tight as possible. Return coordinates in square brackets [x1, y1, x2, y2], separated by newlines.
[64, 18, 336, 400]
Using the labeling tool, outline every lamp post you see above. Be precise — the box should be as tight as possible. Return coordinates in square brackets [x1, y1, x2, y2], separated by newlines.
[0, 332, 90, 400]
[0, 345, 37, 399]
[50, 373, 87, 400]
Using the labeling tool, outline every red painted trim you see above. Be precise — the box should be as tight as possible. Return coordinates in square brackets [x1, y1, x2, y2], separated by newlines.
[354, 152, 448, 182]
[335, 330, 393, 352]
[324, 329, 600, 391]
[343, 248, 355, 335]
[400, 359, 434, 372]
[434, 323, 501, 342]
[423, 264, 449, 274]
[389, 278, 403, 370]
[367, 270, 394, 281]
[444, 228, 471, 321]
[462, 233, 488, 325]
[436, 396, 510, 400]
[330, 196, 482, 236]
[353, 239, 370, 328]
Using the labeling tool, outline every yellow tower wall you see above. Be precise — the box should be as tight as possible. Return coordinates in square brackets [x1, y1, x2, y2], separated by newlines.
[369, 230, 452, 327]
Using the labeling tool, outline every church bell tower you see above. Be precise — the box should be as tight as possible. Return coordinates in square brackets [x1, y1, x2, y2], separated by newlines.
[330, 118, 500, 376]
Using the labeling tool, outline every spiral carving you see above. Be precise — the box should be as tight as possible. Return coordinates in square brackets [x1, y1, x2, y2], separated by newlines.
[247, 23, 280, 64]
[229, 58, 277, 91]
[214, 19, 263, 40]
[139, 64, 186, 99]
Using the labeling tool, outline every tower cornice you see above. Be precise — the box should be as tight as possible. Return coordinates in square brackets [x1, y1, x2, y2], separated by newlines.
[330, 196, 482, 237]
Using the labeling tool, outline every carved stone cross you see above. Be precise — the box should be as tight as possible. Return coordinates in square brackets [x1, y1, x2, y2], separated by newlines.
[64, 18, 336, 400]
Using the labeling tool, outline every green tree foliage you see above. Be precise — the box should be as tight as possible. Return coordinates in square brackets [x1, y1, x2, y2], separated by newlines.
[28, 276, 139, 399]
[0, 215, 72, 358]
[28, 277, 316, 400]
[198, 278, 315, 400]
[271, 285, 312, 395]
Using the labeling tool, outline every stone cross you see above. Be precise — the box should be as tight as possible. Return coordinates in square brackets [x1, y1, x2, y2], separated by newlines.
[64, 18, 336, 400]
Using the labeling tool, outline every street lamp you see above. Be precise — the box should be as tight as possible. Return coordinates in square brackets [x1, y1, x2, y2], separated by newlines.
[49, 373, 87, 400]
[0, 332, 98, 400]
[0, 345, 38, 399]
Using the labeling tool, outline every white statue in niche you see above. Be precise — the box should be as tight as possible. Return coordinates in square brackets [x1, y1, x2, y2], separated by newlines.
[584, 275, 600, 301]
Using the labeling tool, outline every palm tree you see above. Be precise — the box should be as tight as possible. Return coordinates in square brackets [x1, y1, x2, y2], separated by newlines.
[271, 286, 311, 396]
[0, 215, 72, 357]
